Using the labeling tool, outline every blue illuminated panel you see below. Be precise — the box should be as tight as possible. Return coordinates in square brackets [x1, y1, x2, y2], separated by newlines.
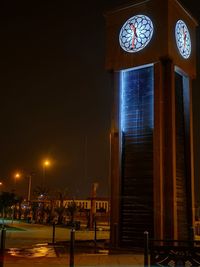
[120, 65, 154, 246]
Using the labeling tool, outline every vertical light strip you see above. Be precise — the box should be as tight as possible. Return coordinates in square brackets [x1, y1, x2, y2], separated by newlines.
[120, 71, 125, 132]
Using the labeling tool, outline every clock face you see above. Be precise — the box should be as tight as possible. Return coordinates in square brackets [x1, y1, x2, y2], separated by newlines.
[119, 15, 154, 53]
[175, 20, 191, 59]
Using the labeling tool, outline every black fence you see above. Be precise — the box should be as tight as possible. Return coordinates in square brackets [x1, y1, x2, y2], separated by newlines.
[0, 228, 6, 267]
[144, 232, 200, 267]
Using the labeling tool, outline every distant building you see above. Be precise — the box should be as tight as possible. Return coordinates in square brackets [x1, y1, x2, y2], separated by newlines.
[55, 197, 110, 213]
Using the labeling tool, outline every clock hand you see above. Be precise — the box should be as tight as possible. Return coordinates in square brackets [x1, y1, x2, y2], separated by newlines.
[130, 24, 138, 48]
[182, 26, 186, 48]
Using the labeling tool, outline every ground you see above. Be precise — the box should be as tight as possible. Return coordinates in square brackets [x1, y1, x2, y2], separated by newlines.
[0, 220, 144, 267]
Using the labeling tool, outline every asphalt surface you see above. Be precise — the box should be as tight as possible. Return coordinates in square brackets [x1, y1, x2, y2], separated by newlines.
[4, 253, 144, 267]
[1, 220, 144, 266]
[4, 220, 109, 248]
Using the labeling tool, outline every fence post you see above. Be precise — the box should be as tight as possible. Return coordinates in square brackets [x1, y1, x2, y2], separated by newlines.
[52, 222, 56, 244]
[0, 228, 6, 267]
[144, 231, 149, 267]
[114, 223, 118, 248]
[189, 226, 194, 247]
[69, 228, 75, 267]
[94, 219, 97, 253]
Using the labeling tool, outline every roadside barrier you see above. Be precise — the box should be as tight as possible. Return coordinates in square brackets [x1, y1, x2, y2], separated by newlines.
[0, 228, 6, 267]
[52, 222, 56, 244]
[144, 231, 200, 267]
[195, 222, 200, 236]
[69, 228, 75, 267]
[144, 231, 149, 267]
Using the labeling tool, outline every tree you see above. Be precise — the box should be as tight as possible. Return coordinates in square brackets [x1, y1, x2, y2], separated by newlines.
[33, 185, 50, 223]
[33, 185, 49, 199]
[52, 188, 69, 224]
[54, 206, 66, 224]
[67, 201, 77, 223]
[0, 192, 17, 211]
[0, 192, 17, 224]
[31, 201, 39, 222]
[15, 195, 24, 220]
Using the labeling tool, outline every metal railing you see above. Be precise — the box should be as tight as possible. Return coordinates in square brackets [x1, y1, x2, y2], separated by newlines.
[144, 231, 200, 267]
[0, 228, 6, 267]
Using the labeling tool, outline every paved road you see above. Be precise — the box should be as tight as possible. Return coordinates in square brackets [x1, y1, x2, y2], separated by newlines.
[4, 220, 109, 248]
[1, 220, 144, 266]
[4, 253, 144, 267]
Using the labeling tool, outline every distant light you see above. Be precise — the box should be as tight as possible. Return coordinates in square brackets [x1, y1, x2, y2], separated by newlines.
[15, 173, 21, 179]
[43, 160, 50, 167]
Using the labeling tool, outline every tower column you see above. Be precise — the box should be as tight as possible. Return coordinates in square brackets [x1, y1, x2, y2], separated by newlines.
[153, 62, 164, 240]
[162, 59, 177, 240]
[110, 71, 121, 248]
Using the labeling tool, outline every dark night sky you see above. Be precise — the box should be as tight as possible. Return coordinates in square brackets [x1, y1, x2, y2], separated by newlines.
[0, 0, 200, 200]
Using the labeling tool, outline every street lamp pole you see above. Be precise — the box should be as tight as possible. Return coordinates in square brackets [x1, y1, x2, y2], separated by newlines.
[14, 172, 21, 193]
[27, 175, 32, 202]
[42, 160, 50, 187]
[43, 165, 46, 187]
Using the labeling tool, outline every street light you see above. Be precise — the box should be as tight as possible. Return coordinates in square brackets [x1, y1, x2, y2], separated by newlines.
[26, 174, 32, 203]
[0, 182, 3, 193]
[14, 172, 21, 180]
[14, 172, 21, 192]
[42, 159, 50, 186]
[13, 171, 33, 202]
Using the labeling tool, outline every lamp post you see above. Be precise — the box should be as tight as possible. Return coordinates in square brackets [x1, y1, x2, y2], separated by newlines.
[27, 174, 32, 203]
[0, 182, 3, 194]
[14, 171, 33, 203]
[14, 172, 21, 192]
[24, 172, 35, 203]
[42, 159, 50, 187]
[14, 173, 20, 182]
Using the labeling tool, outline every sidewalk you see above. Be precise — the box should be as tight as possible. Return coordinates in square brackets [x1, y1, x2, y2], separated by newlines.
[4, 253, 144, 267]
[2, 220, 144, 266]
[4, 220, 109, 249]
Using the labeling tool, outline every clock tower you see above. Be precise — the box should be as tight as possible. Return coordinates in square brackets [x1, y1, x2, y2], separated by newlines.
[105, 0, 197, 248]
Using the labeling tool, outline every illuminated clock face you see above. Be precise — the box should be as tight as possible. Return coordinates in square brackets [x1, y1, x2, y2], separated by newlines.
[175, 20, 191, 59]
[119, 15, 154, 53]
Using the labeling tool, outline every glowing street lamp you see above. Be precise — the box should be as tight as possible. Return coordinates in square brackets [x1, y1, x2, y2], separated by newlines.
[15, 170, 34, 202]
[13, 172, 21, 193]
[15, 173, 21, 178]
[0, 181, 3, 192]
[14, 172, 21, 183]
[42, 159, 51, 186]
[43, 160, 50, 167]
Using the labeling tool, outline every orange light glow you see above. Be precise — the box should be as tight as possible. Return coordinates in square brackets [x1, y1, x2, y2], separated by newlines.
[43, 160, 50, 167]
[15, 173, 21, 179]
